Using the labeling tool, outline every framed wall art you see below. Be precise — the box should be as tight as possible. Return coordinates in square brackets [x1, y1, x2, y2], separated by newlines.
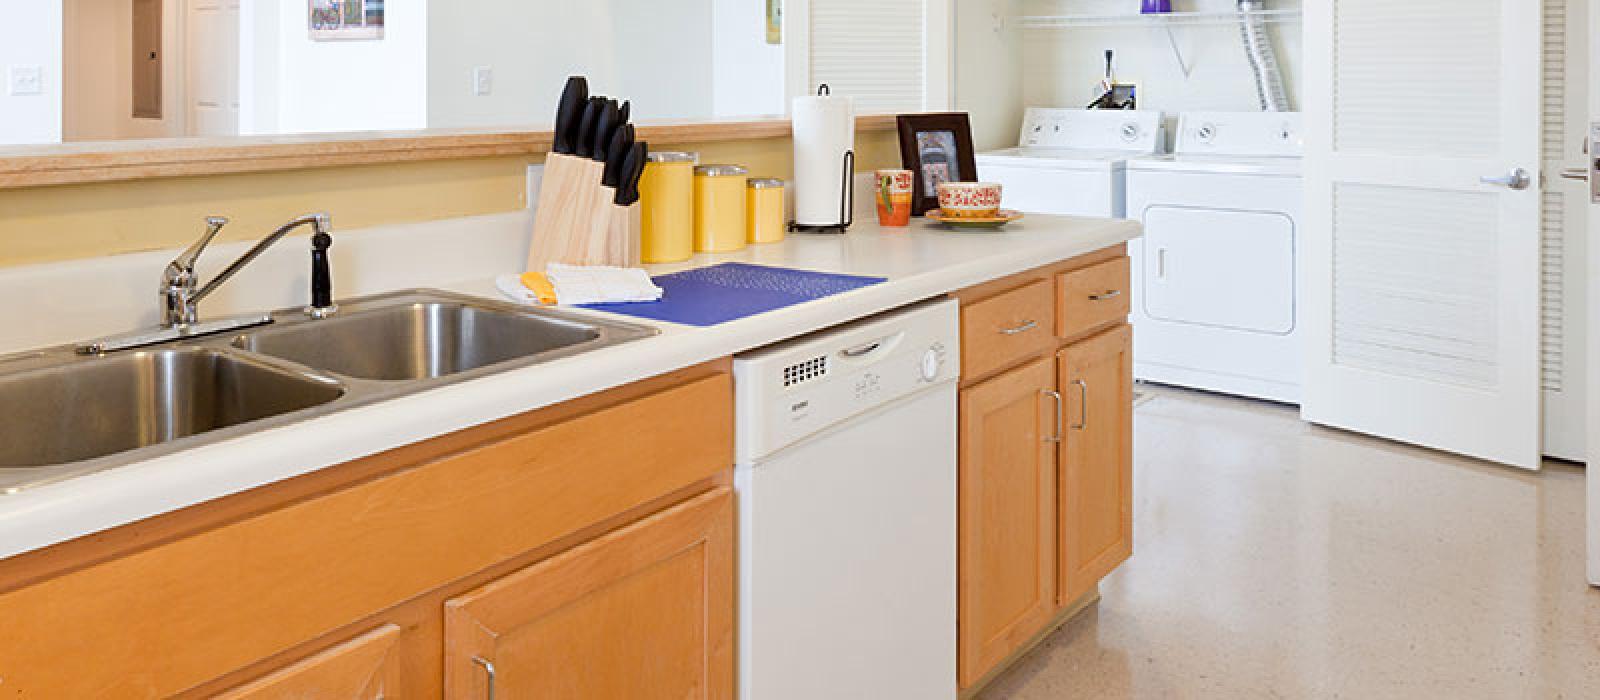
[310, 0, 385, 41]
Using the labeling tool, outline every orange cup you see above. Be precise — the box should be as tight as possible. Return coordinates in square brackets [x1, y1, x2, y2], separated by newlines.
[876, 169, 914, 227]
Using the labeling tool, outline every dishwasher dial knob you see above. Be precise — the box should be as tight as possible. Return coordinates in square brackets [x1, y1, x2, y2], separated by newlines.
[921, 348, 941, 382]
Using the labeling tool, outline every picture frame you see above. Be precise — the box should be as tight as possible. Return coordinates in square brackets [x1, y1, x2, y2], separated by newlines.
[897, 113, 978, 216]
[309, 0, 385, 41]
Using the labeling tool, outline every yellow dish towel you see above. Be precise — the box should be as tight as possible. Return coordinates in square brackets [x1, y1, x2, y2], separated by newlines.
[519, 272, 559, 305]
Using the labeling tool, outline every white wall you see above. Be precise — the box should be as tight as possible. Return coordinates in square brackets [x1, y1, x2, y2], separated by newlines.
[1019, 0, 1302, 142]
[427, 1, 716, 129]
[0, 1, 63, 144]
[240, 0, 427, 135]
[955, 0, 1026, 150]
[712, 0, 786, 117]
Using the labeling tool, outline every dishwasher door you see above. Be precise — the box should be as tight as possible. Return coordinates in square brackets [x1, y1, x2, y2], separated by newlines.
[736, 382, 957, 700]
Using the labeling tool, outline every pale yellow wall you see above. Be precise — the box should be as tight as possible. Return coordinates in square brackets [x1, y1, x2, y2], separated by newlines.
[0, 130, 901, 268]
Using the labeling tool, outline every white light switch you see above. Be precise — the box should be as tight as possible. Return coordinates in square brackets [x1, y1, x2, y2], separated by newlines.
[473, 66, 493, 96]
[8, 65, 43, 96]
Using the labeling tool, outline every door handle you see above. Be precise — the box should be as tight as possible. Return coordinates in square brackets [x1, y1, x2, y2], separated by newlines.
[1070, 379, 1088, 430]
[1480, 168, 1531, 190]
[1561, 167, 1590, 182]
[1042, 389, 1063, 443]
[472, 656, 497, 700]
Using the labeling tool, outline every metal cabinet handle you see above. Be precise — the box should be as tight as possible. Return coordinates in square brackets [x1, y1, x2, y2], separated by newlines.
[1088, 289, 1123, 301]
[1001, 320, 1039, 336]
[1561, 167, 1590, 182]
[472, 656, 497, 700]
[1042, 390, 1063, 443]
[1480, 168, 1531, 190]
[1070, 379, 1088, 430]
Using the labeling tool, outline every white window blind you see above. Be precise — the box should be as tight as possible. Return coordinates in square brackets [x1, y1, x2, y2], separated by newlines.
[809, 0, 927, 113]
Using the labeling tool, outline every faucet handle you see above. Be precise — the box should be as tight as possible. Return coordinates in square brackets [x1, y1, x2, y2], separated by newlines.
[171, 216, 230, 273]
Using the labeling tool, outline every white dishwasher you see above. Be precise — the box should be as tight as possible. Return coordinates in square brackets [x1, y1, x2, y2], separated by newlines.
[734, 298, 959, 700]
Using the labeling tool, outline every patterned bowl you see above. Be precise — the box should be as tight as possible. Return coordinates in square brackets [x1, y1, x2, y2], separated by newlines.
[935, 182, 1003, 218]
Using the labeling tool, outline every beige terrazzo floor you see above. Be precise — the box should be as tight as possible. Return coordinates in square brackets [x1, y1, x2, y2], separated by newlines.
[978, 386, 1600, 700]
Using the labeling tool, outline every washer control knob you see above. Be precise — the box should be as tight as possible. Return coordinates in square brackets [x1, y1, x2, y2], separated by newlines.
[921, 348, 941, 382]
[1196, 123, 1218, 144]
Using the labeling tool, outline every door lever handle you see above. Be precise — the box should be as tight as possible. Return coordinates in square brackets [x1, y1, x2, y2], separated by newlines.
[1480, 168, 1531, 190]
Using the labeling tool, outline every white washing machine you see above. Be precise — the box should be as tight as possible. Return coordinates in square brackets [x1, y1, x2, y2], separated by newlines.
[976, 108, 1165, 218]
[1126, 111, 1304, 403]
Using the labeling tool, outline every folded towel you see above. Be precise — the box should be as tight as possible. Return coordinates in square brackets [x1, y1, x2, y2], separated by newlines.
[519, 271, 559, 305]
[544, 263, 664, 305]
[495, 273, 546, 305]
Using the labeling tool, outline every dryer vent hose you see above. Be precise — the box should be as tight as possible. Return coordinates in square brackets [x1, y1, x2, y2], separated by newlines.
[1238, 0, 1291, 112]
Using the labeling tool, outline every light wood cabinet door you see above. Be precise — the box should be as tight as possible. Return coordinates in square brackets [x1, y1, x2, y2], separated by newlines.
[443, 487, 734, 700]
[958, 357, 1058, 688]
[1057, 324, 1134, 605]
[211, 625, 403, 700]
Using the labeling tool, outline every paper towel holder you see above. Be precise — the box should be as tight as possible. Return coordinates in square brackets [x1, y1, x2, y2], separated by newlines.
[789, 149, 854, 234]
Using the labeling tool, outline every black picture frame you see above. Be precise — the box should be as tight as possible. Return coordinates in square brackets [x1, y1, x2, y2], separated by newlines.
[897, 113, 978, 216]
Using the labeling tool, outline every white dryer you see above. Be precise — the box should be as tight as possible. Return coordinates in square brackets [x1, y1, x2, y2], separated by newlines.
[1126, 111, 1304, 403]
[976, 108, 1165, 218]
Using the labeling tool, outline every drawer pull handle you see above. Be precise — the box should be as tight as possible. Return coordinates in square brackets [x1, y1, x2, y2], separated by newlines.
[473, 656, 498, 700]
[1043, 389, 1063, 443]
[1089, 289, 1123, 302]
[1000, 320, 1039, 336]
[1071, 379, 1089, 430]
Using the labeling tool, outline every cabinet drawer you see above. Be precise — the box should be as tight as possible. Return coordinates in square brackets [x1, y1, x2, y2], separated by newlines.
[961, 279, 1056, 380]
[1057, 257, 1130, 339]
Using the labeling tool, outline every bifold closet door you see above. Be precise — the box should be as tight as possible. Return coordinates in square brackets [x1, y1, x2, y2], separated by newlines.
[1303, 0, 1544, 469]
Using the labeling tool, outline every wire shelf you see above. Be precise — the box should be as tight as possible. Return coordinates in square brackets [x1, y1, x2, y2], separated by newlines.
[1016, 8, 1302, 29]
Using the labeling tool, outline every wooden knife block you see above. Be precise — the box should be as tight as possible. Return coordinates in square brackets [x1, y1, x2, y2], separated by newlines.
[527, 153, 641, 271]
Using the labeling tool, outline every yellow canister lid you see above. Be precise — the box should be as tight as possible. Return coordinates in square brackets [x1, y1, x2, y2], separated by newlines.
[695, 164, 749, 177]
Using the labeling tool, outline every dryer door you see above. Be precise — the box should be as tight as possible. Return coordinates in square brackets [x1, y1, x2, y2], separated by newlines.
[1142, 206, 1296, 334]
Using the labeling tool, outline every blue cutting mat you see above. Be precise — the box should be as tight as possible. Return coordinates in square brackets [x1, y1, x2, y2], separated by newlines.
[581, 263, 887, 327]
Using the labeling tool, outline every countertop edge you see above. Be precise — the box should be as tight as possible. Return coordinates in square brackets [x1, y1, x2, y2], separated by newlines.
[0, 217, 1141, 561]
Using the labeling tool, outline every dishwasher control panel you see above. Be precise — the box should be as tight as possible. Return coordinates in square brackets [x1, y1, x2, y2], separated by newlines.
[733, 300, 960, 462]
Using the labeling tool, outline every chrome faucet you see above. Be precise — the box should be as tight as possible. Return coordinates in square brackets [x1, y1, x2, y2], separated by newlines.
[160, 212, 333, 327]
[77, 213, 335, 355]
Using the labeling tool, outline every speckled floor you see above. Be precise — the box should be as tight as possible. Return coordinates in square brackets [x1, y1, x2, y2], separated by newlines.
[978, 386, 1600, 700]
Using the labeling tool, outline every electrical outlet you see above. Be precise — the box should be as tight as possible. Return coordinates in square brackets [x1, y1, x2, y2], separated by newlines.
[473, 66, 493, 96]
[8, 65, 43, 96]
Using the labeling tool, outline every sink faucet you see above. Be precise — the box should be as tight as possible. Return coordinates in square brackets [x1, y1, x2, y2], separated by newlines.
[161, 212, 334, 327]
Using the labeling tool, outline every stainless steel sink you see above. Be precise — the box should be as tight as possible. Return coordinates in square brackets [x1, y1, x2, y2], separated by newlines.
[0, 289, 656, 493]
[235, 299, 614, 381]
[0, 349, 344, 469]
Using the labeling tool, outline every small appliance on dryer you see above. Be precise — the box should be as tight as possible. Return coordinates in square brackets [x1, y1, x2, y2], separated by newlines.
[1125, 111, 1304, 403]
[976, 108, 1165, 218]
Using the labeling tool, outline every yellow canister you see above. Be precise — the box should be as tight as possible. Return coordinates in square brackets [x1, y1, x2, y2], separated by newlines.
[746, 178, 786, 245]
[693, 164, 750, 253]
[639, 151, 698, 263]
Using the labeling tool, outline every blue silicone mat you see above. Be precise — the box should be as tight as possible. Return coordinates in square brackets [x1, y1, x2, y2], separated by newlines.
[580, 263, 887, 327]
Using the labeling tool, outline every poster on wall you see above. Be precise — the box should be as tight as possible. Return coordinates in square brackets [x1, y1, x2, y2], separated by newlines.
[310, 0, 384, 41]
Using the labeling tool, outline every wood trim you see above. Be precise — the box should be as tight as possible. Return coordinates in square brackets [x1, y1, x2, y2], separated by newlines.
[0, 115, 900, 189]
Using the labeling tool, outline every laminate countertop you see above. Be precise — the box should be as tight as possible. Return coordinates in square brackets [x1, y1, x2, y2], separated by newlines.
[0, 214, 1140, 559]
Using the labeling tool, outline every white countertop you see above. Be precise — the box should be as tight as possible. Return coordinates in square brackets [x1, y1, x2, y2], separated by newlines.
[0, 214, 1139, 560]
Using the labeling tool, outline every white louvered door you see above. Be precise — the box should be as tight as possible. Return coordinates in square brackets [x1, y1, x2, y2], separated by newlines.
[1303, 0, 1544, 468]
[786, 0, 952, 113]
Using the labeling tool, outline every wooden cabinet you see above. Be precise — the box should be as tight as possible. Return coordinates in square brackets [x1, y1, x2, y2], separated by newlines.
[213, 625, 404, 700]
[1057, 325, 1134, 605]
[0, 361, 734, 698]
[444, 487, 733, 700]
[957, 357, 1058, 687]
[953, 245, 1134, 691]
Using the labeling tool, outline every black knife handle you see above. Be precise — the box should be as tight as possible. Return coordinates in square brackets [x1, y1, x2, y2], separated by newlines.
[603, 124, 634, 188]
[551, 76, 587, 155]
[591, 99, 620, 161]
[575, 96, 604, 157]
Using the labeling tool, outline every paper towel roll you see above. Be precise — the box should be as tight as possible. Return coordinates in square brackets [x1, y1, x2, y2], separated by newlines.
[792, 89, 856, 227]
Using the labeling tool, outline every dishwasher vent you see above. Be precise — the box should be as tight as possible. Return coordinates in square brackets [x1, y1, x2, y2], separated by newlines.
[783, 355, 830, 388]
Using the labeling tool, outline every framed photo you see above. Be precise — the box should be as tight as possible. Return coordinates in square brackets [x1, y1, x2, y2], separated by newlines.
[310, 0, 384, 41]
[897, 113, 978, 216]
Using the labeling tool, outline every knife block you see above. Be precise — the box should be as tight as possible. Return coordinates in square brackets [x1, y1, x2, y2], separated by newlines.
[527, 155, 638, 270]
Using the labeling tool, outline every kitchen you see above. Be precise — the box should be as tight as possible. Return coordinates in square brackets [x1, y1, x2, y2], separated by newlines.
[0, 0, 1595, 698]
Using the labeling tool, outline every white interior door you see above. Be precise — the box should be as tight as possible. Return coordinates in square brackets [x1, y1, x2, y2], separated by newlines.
[1585, 0, 1600, 588]
[1303, 0, 1544, 469]
[185, 0, 239, 137]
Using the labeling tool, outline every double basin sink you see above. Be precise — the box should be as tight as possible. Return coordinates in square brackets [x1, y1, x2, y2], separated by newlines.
[0, 290, 656, 493]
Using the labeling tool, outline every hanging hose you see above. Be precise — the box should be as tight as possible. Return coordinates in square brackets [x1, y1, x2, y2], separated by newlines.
[1238, 0, 1291, 111]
